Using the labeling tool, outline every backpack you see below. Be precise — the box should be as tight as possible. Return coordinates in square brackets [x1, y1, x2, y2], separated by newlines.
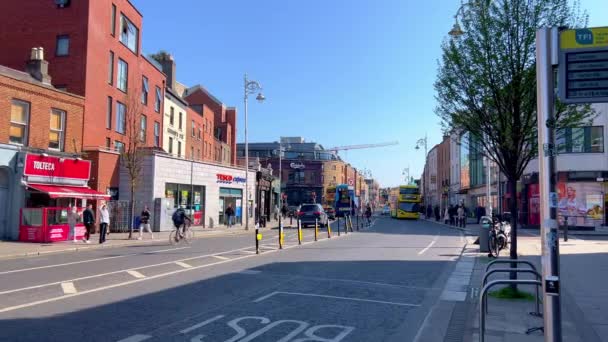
[172, 209, 184, 225]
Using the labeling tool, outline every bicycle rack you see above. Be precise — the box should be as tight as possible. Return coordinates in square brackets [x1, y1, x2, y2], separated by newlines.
[485, 259, 537, 275]
[482, 268, 542, 317]
[480, 279, 542, 342]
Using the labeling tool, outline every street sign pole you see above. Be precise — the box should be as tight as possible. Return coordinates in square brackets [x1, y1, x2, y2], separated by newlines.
[536, 27, 562, 341]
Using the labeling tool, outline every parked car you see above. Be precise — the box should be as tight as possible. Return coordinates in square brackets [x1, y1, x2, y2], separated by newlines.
[323, 206, 336, 220]
[382, 205, 390, 215]
[298, 204, 329, 227]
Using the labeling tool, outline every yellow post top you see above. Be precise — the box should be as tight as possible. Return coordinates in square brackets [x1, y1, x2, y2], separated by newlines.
[560, 27, 608, 50]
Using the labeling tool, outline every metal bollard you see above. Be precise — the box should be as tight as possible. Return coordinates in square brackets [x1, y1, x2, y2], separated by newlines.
[356, 214, 360, 231]
[279, 221, 284, 249]
[564, 216, 569, 242]
[298, 219, 302, 245]
[327, 220, 332, 238]
[337, 217, 341, 236]
[344, 216, 348, 234]
[315, 218, 318, 241]
[255, 225, 261, 254]
[290, 215, 293, 226]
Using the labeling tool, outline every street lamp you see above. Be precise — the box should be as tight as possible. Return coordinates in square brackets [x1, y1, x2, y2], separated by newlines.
[244, 73, 265, 230]
[448, 1, 495, 37]
[415, 134, 428, 205]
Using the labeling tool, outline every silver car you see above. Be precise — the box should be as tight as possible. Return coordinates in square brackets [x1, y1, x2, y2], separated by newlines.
[298, 204, 329, 227]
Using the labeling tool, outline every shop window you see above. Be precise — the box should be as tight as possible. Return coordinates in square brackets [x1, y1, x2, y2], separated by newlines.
[56, 35, 69, 56]
[119, 14, 139, 53]
[141, 76, 149, 105]
[10, 99, 29, 146]
[557, 126, 604, 153]
[49, 108, 65, 151]
[117, 59, 128, 92]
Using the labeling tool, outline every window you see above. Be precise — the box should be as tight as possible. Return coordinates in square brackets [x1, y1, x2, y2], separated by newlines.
[119, 14, 139, 53]
[169, 107, 174, 126]
[116, 101, 126, 134]
[106, 96, 112, 129]
[140, 115, 147, 142]
[154, 121, 160, 147]
[108, 51, 114, 85]
[168, 137, 173, 154]
[117, 59, 128, 92]
[141, 76, 149, 105]
[197, 149, 201, 160]
[114, 141, 125, 153]
[198, 128, 202, 140]
[56, 35, 69, 56]
[10, 100, 29, 145]
[106, 137, 111, 149]
[111, 4, 116, 36]
[203, 120, 206, 133]
[191, 105, 203, 114]
[177, 141, 182, 157]
[191, 146, 194, 160]
[155, 86, 161, 112]
[178, 112, 183, 130]
[191, 120, 195, 137]
[557, 126, 604, 153]
[49, 109, 65, 150]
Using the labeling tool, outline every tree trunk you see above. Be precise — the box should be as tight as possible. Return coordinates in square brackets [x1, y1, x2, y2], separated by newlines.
[508, 178, 518, 290]
[128, 183, 135, 239]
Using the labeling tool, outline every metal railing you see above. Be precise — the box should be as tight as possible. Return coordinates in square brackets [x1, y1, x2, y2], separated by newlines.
[482, 268, 542, 316]
[485, 259, 537, 275]
[480, 279, 542, 342]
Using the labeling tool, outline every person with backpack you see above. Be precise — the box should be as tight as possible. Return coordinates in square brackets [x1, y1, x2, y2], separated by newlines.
[172, 207, 192, 241]
[82, 203, 95, 243]
[138, 206, 154, 240]
[225, 204, 235, 227]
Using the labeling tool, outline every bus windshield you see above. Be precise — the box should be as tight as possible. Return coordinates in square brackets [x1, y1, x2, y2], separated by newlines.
[399, 187, 419, 195]
[399, 202, 420, 212]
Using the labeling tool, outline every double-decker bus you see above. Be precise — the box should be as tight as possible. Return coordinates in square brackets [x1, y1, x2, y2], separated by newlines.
[324, 186, 336, 218]
[335, 184, 354, 217]
[391, 185, 421, 219]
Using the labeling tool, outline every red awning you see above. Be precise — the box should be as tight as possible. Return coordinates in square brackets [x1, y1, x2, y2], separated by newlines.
[26, 183, 110, 200]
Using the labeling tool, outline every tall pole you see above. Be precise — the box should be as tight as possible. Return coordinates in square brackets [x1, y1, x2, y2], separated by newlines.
[486, 155, 492, 217]
[536, 26, 562, 341]
[278, 142, 282, 209]
[244, 74, 250, 230]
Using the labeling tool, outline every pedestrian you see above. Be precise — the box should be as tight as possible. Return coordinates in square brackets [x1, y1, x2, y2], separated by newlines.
[443, 206, 449, 224]
[82, 203, 95, 243]
[434, 205, 440, 221]
[457, 205, 465, 228]
[99, 202, 109, 244]
[225, 204, 235, 227]
[448, 205, 455, 225]
[281, 204, 288, 218]
[426, 204, 433, 220]
[67, 204, 80, 243]
[138, 205, 154, 240]
[365, 204, 372, 224]
[476, 205, 483, 224]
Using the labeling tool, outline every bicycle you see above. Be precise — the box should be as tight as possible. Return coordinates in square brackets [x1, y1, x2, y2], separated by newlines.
[488, 217, 510, 258]
[170, 221, 193, 245]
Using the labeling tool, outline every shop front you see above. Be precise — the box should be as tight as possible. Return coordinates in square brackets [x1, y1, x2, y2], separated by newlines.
[18, 153, 110, 242]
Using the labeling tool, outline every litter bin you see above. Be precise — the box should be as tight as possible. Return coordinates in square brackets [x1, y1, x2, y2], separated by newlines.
[479, 216, 492, 253]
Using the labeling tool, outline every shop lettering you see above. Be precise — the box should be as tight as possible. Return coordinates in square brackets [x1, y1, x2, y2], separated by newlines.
[33, 161, 55, 171]
[217, 174, 246, 184]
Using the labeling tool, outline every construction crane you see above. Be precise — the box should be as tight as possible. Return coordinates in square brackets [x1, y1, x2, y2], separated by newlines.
[325, 141, 399, 153]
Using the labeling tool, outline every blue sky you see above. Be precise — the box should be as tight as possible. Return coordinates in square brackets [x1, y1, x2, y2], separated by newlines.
[131, 0, 607, 187]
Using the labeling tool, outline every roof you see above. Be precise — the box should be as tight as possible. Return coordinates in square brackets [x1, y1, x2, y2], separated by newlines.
[142, 54, 166, 75]
[184, 84, 224, 106]
[165, 87, 188, 106]
[0, 64, 84, 99]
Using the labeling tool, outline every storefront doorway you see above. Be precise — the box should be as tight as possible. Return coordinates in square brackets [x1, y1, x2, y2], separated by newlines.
[219, 187, 242, 226]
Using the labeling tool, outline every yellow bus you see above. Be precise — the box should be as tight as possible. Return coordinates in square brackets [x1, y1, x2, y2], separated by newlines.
[391, 185, 421, 219]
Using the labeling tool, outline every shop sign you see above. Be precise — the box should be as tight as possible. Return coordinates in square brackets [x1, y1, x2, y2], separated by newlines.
[24, 154, 91, 181]
[290, 162, 305, 169]
[217, 174, 246, 184]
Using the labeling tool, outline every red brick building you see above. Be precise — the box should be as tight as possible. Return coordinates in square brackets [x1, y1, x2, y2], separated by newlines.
[0, 0, 166, 197]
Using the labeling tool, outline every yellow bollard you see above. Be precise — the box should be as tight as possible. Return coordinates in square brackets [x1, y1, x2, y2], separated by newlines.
[315, 219, 318, 241]
[327, 220, 332, 238]
[298, 219, 302, 245]
[279, 222, 284, 249]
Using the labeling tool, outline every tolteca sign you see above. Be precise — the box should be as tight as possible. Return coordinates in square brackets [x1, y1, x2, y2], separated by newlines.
[24, 154, 91, 181]
[216, 173, 246, 184]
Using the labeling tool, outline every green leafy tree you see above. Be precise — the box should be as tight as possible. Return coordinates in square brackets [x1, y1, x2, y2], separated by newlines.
[435, 0, 595, 277]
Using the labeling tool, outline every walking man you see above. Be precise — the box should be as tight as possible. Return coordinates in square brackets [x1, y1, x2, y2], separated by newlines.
[67, 205, 79, 243]
[82, 203, 95, 244]
[457, 205, 465, 228]
[138, 205, 154, 240]
[99, 202, 110, 244]
[225, 204, 235, 228]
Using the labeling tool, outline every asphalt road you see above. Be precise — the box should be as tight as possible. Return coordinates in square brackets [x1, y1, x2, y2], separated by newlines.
[0, 216, 466, 342]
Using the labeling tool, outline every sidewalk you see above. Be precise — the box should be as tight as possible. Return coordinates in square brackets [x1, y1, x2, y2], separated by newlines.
[0, 224, 274, 260]
[461, 234, 608, 341]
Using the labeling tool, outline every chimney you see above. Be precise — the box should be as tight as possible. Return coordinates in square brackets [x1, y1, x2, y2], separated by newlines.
[153, 52, 176, 90]
[26, 47, 52, 85]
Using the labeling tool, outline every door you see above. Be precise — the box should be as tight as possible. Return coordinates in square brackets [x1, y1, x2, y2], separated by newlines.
[0, 168, 9, 238]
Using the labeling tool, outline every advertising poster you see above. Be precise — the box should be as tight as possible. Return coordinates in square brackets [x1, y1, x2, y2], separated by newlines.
[528, 184, 540, 226]
[558, 182, 605, 227]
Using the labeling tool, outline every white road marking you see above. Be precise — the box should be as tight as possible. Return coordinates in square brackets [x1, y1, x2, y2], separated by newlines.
[238, 270, 262, 275]
[175, 261, 193, 268]
[418, 235, 439, 255]
[179, 314, 225, 334]
[211, 255, 229, 260]
[0, 246, 257, 296]
[240, 250, 256, 254]
[148, 246, 190, 253]
[253, 291, 420, 307]
[116, 334, 152, 342]
[60, 282, 77, 294]
[126, 270, 146, 279]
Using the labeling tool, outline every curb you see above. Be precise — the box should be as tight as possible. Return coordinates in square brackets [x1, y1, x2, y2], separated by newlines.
[0, 227, 275, 261]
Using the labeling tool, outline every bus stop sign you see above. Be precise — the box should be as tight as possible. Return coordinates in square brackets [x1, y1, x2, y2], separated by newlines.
[559, 27, 608, 104]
